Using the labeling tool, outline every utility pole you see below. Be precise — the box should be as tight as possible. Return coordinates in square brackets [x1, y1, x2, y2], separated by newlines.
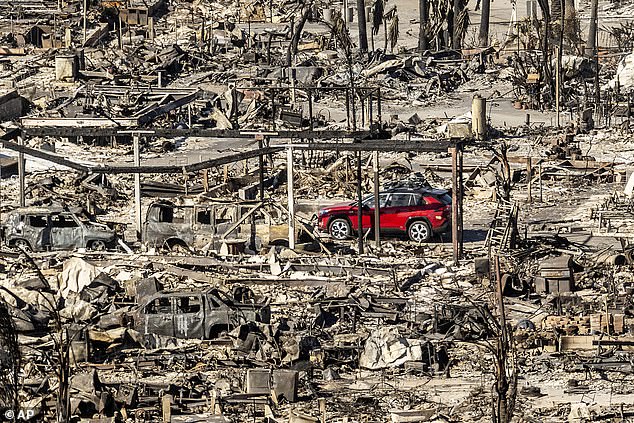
[478, 0, 490, 47]
[356, 0, 368, 52]
[418, 0, 428, 51]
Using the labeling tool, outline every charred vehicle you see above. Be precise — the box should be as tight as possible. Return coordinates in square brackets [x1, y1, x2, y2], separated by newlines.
[142, 199, 300, 252]
[131, 288, 271, 339]
[1, 207, 117, 251]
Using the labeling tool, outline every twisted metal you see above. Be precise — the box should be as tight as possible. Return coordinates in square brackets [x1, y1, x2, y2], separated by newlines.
[0, 299, 19, 414]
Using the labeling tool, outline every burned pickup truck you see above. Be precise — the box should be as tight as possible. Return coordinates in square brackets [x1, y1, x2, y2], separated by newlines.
[131, 288, 271, 339]
[143, 199, 302, 252]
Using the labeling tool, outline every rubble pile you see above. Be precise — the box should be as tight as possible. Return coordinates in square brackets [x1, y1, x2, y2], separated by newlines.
[3, 0, 634, 421]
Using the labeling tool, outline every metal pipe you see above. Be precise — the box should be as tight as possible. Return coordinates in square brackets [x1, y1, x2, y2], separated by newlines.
[451, 146, 459, 263]
[18, 136, 24, 207]
[373, 151, 380, 248]
[357, 150, 364, 254]
[308, 90, 314, 130]
[258, 136, 265, 200]
[377, 88, 382, 124]
[458, 143, 463, 258]
[287, 146, 295, 249]
[527, 156, 532, 203]
[133, 135, 142, 241]
[356, 0, 369, 51]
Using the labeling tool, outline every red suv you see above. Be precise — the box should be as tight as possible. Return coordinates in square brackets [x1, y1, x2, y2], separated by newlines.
[318, 187, 451, 242]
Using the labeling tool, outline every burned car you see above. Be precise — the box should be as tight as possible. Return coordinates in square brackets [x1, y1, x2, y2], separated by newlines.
[130, 288, 271, 339]
[1, 207, 117, 251]
[143, 199, 299, 252]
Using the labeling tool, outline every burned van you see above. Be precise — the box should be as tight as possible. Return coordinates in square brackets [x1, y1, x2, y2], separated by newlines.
[142, 199, 294, 252]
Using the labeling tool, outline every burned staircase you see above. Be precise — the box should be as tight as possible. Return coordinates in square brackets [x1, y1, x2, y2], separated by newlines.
[486, 198, 519, 255]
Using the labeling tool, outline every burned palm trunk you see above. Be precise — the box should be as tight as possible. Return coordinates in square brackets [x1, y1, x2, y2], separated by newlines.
[357, 0, 369, 52]
[372, 0, 385, 50]
[536, 0, 554, 98]
[0, 300, 19, 418]
[452, 0, 462, 50]
[286, 4, 311, 67]
[586, 0, 598, 55]
[478, 0, 490, 47]
[563, 0, 577, 41]
[418, 0, 428, 51]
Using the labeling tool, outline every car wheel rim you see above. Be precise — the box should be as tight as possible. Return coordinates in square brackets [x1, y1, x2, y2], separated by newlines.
[15, 240, 29, 250]
[411, 224, 428, 242]
[331, 221, 349, 239]
[91, 241, 106, 251]
[171, 244, 189, 254]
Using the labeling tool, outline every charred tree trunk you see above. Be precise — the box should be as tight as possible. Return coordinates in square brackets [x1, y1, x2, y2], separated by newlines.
[537, 0, 554, 99]
[586, 0, 598, 55]
[478, 0, 490, 47]
[357, 0, 369, 51]
[563, 0, 576, 37]
[452, 0, 462, 50]
[286, 5, 311, 67]
[418, 0, 428, 51]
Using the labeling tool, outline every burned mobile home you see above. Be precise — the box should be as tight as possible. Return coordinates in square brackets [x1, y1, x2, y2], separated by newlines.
[5, 0, 634, 420]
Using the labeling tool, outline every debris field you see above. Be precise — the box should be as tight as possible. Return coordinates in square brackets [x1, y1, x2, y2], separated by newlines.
[2, 0, 634, 421]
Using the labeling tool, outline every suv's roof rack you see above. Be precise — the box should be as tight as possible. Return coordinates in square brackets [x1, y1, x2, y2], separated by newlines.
[384, 172, 432, 191]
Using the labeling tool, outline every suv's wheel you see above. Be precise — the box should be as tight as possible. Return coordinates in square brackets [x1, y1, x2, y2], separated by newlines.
[408, 221, 431, 243]
[13, 239, 31, 252]
[88, 240, 107, 251]
[165, 240, 191, 255]
[328, 218, 352, 240]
